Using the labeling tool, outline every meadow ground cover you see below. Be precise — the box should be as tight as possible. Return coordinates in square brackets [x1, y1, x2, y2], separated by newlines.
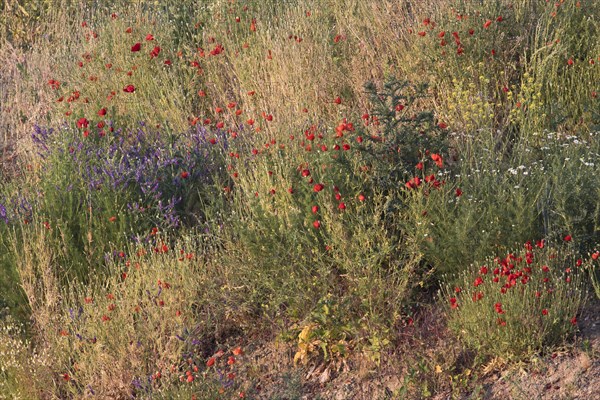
[1, 0, 599, 398]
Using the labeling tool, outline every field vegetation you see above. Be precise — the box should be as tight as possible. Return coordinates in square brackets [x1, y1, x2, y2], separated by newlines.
[1, 0, 599, 398]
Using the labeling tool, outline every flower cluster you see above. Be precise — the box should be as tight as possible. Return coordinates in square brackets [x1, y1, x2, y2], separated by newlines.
[444, 238, 589, 361]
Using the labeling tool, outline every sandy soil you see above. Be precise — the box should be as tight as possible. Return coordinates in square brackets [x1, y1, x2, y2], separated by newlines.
[229, 299, 599, 399]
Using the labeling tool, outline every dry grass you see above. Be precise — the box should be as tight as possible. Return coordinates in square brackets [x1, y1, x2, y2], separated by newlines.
[0, 1, 599, 398]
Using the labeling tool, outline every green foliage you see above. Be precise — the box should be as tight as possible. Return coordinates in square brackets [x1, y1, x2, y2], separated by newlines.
[407, 0, 600, 136]
[407, 129, 600, 278]
[1, 0, 600, 397]
[523, 0, 600, 133]
[0, 317, 52, 399]
[362, 79, 447, 193]
[13, 237, 230, 399]
[536, 133, 600, 247]
[292, 294, 356, 365]
[219, 76, 445, 338]
[442, 240, 588, 362]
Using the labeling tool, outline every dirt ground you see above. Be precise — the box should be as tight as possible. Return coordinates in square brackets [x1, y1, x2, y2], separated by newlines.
[231, 299, 599, 399]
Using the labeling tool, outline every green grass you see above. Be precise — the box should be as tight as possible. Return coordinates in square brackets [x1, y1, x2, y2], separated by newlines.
[0, 0, 599, 398]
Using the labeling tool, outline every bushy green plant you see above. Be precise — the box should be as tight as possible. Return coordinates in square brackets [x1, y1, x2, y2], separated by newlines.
[2, 1, 600, 397]
[523, 0, 600, 134]
[407, 128, 600, 278]
[219, 77, 447, 337]
[536, 132, 600, 247]
[409, 133, 544, 276]
[15, 234, 233, 399]
[404, 0, 600, 136]
[0, 316, 53, 399]
[442, 239, 589, 362]
[0, 123, 229, 328]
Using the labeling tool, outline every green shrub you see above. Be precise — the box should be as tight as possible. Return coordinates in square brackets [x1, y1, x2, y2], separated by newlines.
[14, 234, 233, 399]
[219, 78, 446, 336]
[442, 239, 589, 362]
[407, 128, 600, 278]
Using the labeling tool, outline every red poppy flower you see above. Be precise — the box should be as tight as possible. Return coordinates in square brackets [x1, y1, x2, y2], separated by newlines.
[431, 153, 443, 168]
[77, 117, 89, 129]
[210, 44, 224, 56]
[48, 79, 60, 89]
[333, 96, 342, 104]
[312, 205, 319, 214]
[98, 108, 107, 116]
[123, 85, 135, 93]
[181, 171, 189, 179]
[232, 347, 243, 356]
[150, 46, 161, 58]
[449, 297, 458, 308]
[313, 220, 321, 229]
[474, 277, 483, 287]
[131, 42, 141, 52]
[338, 202, 346, 210]
[145, 34, 154, 41]
[455, 188, 463, 197]
[483, 20, 492, 29]
[564, 235, 572, 242]
[472, 291, 484, 301]
[313, 183, 324, 192]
